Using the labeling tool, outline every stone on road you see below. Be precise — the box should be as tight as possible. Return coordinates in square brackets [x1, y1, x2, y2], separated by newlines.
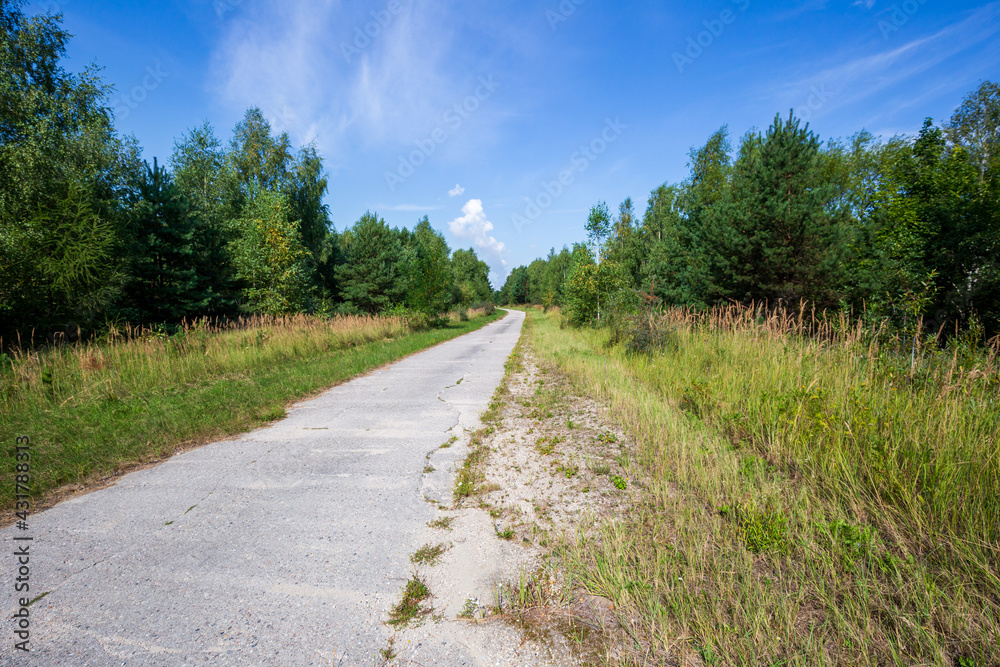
[1, 310, 524, 666]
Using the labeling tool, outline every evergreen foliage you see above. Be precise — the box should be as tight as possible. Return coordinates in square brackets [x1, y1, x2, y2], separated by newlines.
[123, 159, 205, 323]
[336, 212, 406, 314]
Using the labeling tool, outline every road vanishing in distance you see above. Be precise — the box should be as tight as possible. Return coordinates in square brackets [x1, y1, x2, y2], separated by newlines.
[1, 309, 525, 666]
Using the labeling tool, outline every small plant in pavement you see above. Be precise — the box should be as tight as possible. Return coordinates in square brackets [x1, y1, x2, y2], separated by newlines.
[410, 543, 449, 565]
[387, 575, 432, 627]
[427, 516, 455, 530]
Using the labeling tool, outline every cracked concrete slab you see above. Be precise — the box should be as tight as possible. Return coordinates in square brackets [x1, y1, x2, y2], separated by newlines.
[0, 310, 524, 666]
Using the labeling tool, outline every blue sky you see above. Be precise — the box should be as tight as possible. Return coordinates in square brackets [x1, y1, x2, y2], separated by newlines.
[45, 0, 1000, 286]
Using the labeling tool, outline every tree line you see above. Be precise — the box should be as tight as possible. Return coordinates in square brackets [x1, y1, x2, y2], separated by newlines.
[0, 2, 494, 346]
[500, 81, 1000, 342]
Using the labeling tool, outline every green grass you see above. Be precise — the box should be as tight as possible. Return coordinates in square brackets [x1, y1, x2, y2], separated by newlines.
[527, 306, 1000, 666]
[494, 523, 515, 540]
[426, 515, 455, 531]
[0, 310, 502, 510]
[410, 542, 449, 565]
[387, 575, 432, 627]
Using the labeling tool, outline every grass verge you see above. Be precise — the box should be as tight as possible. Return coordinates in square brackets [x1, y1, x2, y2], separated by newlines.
[528, 306, 999, 666]
[0, 311, 503, 516]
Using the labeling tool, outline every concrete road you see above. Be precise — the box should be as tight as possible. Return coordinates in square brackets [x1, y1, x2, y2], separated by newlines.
[1, 310, 524, 666]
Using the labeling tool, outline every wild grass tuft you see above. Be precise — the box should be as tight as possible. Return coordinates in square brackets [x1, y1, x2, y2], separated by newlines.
[387, 575, 432, 627]
[426, 516, 455, 531]
[410, 542, 449, 565]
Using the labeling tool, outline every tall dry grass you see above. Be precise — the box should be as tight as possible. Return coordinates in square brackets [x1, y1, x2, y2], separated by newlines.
[530, 305, 999, 666]
[2, 314, 407, 407]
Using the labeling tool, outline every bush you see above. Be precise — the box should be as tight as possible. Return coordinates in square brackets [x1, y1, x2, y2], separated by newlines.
[608, 288, 677, 353]
[384, 304, 432, 330]
[469, 301, 495, 316]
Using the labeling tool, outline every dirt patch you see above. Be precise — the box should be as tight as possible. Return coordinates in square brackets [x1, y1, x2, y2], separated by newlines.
[477, 350, 636, 547]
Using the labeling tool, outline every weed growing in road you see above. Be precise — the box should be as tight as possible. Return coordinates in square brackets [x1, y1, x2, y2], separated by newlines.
[535, 435, 561, 455]
[378, 635, 397, 663]
[426, 516, 455, 530]
[459, 596, 479, 618]
[494, 523, 515, 539]
[453, 465, 477, 499]
[597, 431, 617, 444]
[556, 462, 579, 478]
[410, 543, 450, 565]
[493, 566, 566, 613]
[387, 575, 431, 627]
[589, 462, 610, 475]
[453, 342, 523, 504]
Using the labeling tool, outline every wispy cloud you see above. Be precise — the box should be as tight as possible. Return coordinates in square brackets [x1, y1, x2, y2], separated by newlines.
[448, 183, 465, 197]
[448, 199, 507, 283]
[208, 0, 512, 165]
[756, 3, 1000, 121]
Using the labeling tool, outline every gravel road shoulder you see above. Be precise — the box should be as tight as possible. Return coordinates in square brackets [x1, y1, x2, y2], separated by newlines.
[384, 323, 643, 666]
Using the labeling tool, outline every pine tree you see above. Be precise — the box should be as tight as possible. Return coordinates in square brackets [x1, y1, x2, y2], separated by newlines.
[726, 112, 848, 306]
[336, 212, 405, 314]
[123, 159, 205, 323]
[0, 0, 141, 337]
[170, 122, 240, 317]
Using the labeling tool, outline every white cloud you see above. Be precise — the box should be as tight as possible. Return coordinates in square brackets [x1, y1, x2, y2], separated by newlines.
[448, 199, 507, 284]
[448, 183, 465, 197]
